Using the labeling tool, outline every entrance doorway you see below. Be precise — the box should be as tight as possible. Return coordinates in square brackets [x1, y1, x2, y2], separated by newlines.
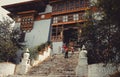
[63, 28, 78, 45]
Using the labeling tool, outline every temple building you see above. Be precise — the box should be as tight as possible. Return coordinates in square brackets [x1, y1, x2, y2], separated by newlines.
[2, 0, 90, 53]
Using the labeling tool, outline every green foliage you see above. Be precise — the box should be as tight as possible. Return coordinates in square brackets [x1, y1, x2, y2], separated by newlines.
[38, 41, 52, 53]
[29, 41, 52, 60]
[81, 0, 120, 64]
[97, 0, 120, 25]
[38, 43, 46, 52]
[0, 17, 17, 63]
[11, 28, 26, 49]
[29, 47, 38, 60]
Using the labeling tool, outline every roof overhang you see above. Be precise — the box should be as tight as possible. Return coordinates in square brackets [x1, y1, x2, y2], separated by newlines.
[2, 0, 48, 14]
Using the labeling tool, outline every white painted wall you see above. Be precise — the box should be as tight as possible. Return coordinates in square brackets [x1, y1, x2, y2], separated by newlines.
[13, 4, 52, 48]
[25, 19, 51, 47]
[88, 63, 118, 77]
[31, 47, 52, 66]
[45, 4, 52, 13]
[0, 62, 16, 76]
[52, 42, 63, 54]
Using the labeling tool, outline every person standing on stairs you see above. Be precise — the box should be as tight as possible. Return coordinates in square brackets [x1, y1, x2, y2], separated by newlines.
[64, 44, 69, 58]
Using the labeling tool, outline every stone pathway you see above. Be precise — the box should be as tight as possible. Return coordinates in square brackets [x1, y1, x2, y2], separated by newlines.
[8, 52, 79, 77]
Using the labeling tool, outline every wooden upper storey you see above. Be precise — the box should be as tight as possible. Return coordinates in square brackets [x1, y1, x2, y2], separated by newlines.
[2, 0, 90, 18]
[50, 0, 90, 16]
[2, 0, 50, 32]
[50, 0, 90, 26]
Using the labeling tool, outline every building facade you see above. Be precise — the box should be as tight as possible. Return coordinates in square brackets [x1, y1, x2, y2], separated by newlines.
[2, 0, 90, 53]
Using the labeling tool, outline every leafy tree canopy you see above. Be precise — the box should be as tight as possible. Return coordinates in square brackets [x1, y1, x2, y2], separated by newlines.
[81, 0, 120, 64]
[0, 17, 25, 63]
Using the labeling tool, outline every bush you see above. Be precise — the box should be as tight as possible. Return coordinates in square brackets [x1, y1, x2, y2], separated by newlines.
[29, 47, 38, 60]
[38, 43, 46, 54]
[0, 17, 17, 63]
[37, 41, 52, 54]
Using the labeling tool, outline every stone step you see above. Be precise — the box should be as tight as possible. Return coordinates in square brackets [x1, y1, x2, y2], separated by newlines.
[26, 52, 79, 76]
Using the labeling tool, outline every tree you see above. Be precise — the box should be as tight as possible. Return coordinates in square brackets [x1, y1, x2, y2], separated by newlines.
[97, 0, 120, 64]
[81, 0, 120, 64]
[11, 28, 25, 49]
[0, 17, 24, 63]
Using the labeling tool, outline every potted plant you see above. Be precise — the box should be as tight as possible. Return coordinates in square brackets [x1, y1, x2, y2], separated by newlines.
[29, 47, 39, 66]
[37, 43, 46, 55]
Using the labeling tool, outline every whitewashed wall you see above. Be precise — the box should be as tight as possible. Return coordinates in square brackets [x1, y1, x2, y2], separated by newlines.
[0, 62, 16, 76]
[88, 63, 118, 77]
[31, 48, 51, 66]
[52, 42, 63, 54]
[13, 4, 52, 48]
[25, 19, 51, 47]
[45, 4, 52, 13]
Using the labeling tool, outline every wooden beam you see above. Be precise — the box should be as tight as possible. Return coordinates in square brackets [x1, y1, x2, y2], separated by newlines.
[52, 20, 86, 26]
[52, 7, 89, 15]
[17, 10, 37, 14]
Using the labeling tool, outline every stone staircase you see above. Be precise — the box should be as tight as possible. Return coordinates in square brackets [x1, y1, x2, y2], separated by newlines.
[8, 52, 79, 77]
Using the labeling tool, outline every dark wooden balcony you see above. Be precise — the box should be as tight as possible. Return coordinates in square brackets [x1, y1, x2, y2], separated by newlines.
[52, 7, 89, 16]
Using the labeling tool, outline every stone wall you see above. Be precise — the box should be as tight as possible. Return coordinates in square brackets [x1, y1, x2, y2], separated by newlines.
[0, 62, 16, 76]
[76, 48, 120, 77]
[88, 63, 118, 77]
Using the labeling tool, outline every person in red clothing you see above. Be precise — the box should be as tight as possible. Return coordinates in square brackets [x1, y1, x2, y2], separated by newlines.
[64, 44, 69, 58]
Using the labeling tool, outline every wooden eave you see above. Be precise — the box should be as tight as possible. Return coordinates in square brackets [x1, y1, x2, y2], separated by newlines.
[17, 10, 37, 15]
[49, 0, 62, 3]
[2, 0, 48, 14]
[7, 13, 17, 18]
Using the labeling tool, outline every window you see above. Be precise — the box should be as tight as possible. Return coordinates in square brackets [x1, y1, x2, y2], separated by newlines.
[51, 26, 63, 41]
[69, 1, 74, 10]
[85, 0, 89, 7]
[73, 14, 79, 21]
[63, 16, 68, 22]
[53, 17, 58, 23]
[20, 14, 34, 32]
[66, 1, 70, 10]
[75, 0, 80, 8]
[79, 0, 84, 7]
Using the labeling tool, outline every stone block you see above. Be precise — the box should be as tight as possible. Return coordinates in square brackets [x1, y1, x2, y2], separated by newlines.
[16, 64, 31, 75]
[76, 65, 88, 77]
[88, 63, 118, 77]
[78, 58, 88, 66]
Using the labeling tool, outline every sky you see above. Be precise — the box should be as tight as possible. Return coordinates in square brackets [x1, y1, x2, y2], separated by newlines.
[0, 0, 31, 20]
